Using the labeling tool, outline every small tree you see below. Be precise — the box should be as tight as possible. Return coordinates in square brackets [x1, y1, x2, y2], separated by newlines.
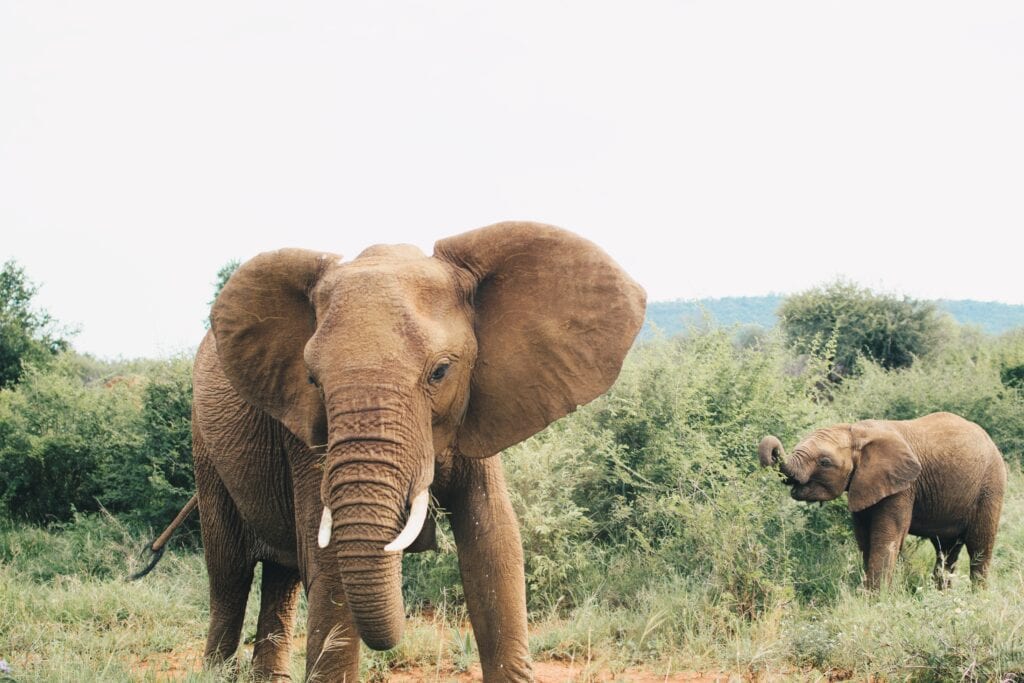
[0, 260, 68, 388]
[204, 259, 240, 328]
[778, 280, 949, 376]
[211, 259, 240, 302]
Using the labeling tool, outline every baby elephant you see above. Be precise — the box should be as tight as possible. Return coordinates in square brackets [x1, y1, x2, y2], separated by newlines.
[759, 412, 1006, 588]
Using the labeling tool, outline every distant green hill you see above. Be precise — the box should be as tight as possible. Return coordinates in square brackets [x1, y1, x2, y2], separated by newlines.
[645, 296, 1024, 337]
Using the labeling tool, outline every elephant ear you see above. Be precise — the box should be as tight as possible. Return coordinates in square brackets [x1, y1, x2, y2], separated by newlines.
[211, 248, 337, 450]
[847, 423, 922, 512]
[434, 221, 646, 458]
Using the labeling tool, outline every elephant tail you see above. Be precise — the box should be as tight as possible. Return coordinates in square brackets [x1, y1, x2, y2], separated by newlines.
[128, 494, 199, 581]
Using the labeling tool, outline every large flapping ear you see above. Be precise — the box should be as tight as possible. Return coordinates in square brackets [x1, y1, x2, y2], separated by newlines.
[211, 249, 337, 449]
[434, 221, 647, 458]
[847, 423, 922, 512]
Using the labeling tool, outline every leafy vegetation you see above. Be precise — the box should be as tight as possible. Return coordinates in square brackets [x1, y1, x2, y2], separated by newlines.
[0, 260, 69, 389]
[0, 353, 195, 528]
[204, 258, 240, 328]
[778, 280, 953, 375]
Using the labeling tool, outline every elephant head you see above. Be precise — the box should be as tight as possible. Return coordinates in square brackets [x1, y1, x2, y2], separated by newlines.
[210, 222, 645, 650]
[758, 422, 922, 511]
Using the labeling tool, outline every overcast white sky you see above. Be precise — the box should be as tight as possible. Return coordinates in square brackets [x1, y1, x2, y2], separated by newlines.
[2, 1, 1023, 359]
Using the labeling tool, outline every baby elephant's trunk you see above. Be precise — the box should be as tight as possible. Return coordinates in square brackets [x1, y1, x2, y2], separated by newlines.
[758, 435, 786, 468]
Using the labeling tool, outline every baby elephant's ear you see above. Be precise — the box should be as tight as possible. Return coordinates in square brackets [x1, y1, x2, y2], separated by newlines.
[434, 221, 646, 458]
[847, 424, 922, 512]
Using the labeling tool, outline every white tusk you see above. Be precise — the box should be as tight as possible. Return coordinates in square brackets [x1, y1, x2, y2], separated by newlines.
[317, 506, 333, 548]
[384, 490, 430, 553]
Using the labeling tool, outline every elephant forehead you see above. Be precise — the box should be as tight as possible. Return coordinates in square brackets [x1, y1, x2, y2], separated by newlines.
[318, 257, 461, 312]
[806, 426, 851, 449]
[355, 243, 426, 261]
[309, 257, 471, 354]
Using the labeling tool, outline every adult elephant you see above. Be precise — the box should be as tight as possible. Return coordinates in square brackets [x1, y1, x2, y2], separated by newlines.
[758, 412, 1006, 589]
[192, 222, 645, 680]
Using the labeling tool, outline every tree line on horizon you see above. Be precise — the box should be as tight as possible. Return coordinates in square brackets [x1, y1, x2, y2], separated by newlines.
[646, 291, 1024, 338]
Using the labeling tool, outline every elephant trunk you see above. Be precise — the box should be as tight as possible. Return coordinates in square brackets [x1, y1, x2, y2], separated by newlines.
[321, 385, 433, 651]
[327, 458, 406, 650]
[758, 435, 786, 468]
[758, 434, 809, 485]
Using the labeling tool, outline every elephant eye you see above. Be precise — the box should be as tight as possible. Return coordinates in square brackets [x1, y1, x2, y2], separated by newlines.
[428, 361, 451, 385]
[307, 374, 318, 387]
[819, 456, 832, 467]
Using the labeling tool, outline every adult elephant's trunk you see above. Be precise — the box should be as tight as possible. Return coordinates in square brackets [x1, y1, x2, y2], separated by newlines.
[319, 385, 433, 651]
[758, 435, 786, 468]
[326, 462, 406, 650]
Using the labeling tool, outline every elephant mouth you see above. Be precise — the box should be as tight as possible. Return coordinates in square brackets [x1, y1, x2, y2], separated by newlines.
[790, 481, 832, 502]
[790, 485, 816, 501]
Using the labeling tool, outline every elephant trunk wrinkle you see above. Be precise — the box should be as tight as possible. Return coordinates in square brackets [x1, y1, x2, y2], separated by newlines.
[323, 384, 422, 447]
[326, 475, 408, 502]
[780, 453, 811, 485]
[330, 434, 406, 449]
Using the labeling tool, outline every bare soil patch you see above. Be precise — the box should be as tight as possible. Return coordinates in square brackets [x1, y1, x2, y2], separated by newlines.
[390, 662, 751, 682]
[131, 635, 759, 682]
[134, 648, 754, 683]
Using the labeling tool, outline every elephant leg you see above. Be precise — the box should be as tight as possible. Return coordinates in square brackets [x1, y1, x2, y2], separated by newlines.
[303, 572, 360, 682]
[929, 537, 963, 589]
[252, 561, 302, 680]
[965, 493, 1002, 587]
[851, 512, 871, 568]
[195, 458, 256, 668]
[448, 457, 532, 682]
[862, 491, 913, 590]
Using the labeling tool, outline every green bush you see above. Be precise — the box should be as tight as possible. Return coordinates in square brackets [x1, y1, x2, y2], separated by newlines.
[0, 260, 69, 389]
[0, 357, 140, 522]
[0, 354, 194, 529]
[96, 357, 195, 528]
[778, 280, 952, 375]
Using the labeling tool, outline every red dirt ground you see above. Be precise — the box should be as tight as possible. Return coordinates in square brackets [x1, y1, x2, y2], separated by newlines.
[134, 644, 754, 682]
[391, 663, 751, 682]
[134, 643, 782, 679]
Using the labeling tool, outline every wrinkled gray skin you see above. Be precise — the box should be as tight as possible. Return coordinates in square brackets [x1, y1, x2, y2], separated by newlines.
[192, 222, 645, 681]
[760, 412, 1006, 589]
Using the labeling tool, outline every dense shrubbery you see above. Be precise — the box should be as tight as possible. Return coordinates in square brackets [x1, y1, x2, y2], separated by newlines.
[0, 352, 194, 529]
[778, 279, 952, 375]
